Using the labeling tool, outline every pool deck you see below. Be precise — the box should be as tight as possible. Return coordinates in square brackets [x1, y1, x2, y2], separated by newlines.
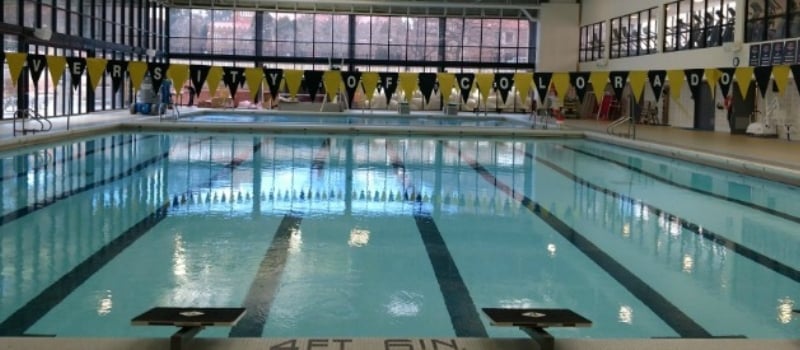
[0, 109, 798, 350]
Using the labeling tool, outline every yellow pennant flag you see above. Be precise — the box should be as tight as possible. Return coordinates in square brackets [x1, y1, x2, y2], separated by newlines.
[167, 64, 190, 96]
[85, 58, 107, 91]
[205, 66, 223, 97]
[666, 70, 685, 100]
[734, 67, 754, 100]
[704, 68, 719, 95]
[244, 67, 264, 101]
[589, 71, 610, 103]
[323, 70, 342, 101]
[437, 73, 456, 103]
[513, 72, 533, 105]
[5, 52, 27, 87]
[628, 71, 648, 102]
[771, 65, 791, 95]
[45, 55, 67, 89]
[127, 61, 148, 92]
[361, 72, 380, 102]
[283, 70, 303, 99]
[475, 73, 494, 106]
[551, 72, 570, 104]
[398, 72, 418, 102]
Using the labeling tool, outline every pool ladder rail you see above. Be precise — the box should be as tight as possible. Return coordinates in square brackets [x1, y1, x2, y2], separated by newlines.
[607, 115, 635, 139]
[12, 108, 52, 136]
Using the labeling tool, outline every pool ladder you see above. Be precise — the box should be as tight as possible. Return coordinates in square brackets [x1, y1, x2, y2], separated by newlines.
[13, 108, 52, 136]
[607, 116, 634, 139]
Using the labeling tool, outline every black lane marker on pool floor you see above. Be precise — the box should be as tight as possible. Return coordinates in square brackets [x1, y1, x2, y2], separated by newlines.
[563, 144, 800, 226]
[0, 150, 170, 228]
[229, 213, 303, 337]
[452, 145, 712, 338]
[386, 143, 487, 337]
[0, 202, 171, 336]
[534, 153, 800, 284]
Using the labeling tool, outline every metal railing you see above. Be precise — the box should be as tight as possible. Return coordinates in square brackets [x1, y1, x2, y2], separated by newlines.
[607, 116, 634, 138]
[13, 108, 52, 136]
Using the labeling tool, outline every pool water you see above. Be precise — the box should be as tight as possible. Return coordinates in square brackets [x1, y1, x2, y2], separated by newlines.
[179, 112, 528, 128]
[0, 132, 798, 339]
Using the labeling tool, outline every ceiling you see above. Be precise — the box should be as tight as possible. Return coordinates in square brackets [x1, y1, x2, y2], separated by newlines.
[158, 0, 553, 19]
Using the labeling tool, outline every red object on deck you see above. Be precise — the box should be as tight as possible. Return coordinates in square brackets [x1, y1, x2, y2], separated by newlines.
[597, 94, 613, 120]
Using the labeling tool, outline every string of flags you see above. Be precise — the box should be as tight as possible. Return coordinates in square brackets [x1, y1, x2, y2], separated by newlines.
[4, 52, 799, 108]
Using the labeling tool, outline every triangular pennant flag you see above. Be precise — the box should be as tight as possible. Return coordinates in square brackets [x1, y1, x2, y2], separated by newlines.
[494, 73, 514, 104]
[205, 66, 224, 97]
[26, 54, 47, 84]
[107, 60, 128, 94]
[569, 72, 591, 102]
[398, 72, 418, 103]
[608, 71, 629, 100]
[513, 72, 533, 105]
[551, 73, 570, 104]
[189, 65, 211, 97]
[263, 68, 284, 99]
[753, 66, 773, 98]
[771, 65, 791, 95]
[590, 71, 610, 103]
[341, 71, 362, 108]
[475, 73, 494, 106]
[417, 73, 437, 104]
[437, 73, 456, 103]
[717, 68, 735, 97]
[167, 64, 189, 97]
[734, 67, 754, 99]
[283, 70, 303, 99]
[684, 69, 704, 100]
[147, 62, 169, 93]
[302, 70, 323, 101]
[628, 71, 648, 102]
[791, 65, 800, 97]
[5, 52, 27, 87]
[128, 61, 148, 92]
[455, 73, 475, 104]
[85, 58, 107, 91]
[534, 72, 553, 104]
[704, 68, 719, 95]
[244, 67, 264, 101]
[46, 55, 67, 89]
[379, 72, 399, 102]
[361, 72, 379, 102]
[322, 70, 343, 101]
[222, 67, 246, 97]
[666, 70, 685, 100]
[66, 57, 87, 91]
[647, 70, 667, 102]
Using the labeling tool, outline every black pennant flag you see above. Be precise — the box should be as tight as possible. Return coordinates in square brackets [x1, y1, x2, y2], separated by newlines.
[791, 65, 800, 97]
[341, 71, 362, 108]
[27, 54, 47, 84]
[418, 73, 437, 104]
[608, 71, 629, 100]
[534, 72, 553, 104]
[569, 72, 591, 102]
[147, 62, 169, 93]
[379, 72, 399, 102]
[684, 69, 704, 99]
[717, 68, 735, 97]
[753, 66, 773, 98]
[303, 70, 324, 101]
[65, 57, 86, 91]
[455, 73, 475, 104]
[223, 67, 246, 97]
[263, 68, 283, 98]
[189, 65, 210, 97]
[107, 60, 128, 94]
[648, 70, 667, 102]
[494, 73, 514, 104]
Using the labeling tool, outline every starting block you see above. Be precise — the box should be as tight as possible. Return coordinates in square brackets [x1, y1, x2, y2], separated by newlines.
[482, 308, 591, 350]
[132, 307, 246, 350]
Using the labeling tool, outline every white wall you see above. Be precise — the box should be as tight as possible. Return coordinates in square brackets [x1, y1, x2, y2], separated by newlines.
[536, 3, 580, 72]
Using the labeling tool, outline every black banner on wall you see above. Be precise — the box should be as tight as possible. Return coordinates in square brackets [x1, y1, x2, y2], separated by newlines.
[418, 73, 437, 104]
[753, 66, 773, 98]
[648, 70, 667, 102]
[27, 54, 47, 84]
[494, 73, 514, 104]
[189, 65, 211, 97]
[684, 69, 704, 99]
[107, 60, 128, 94]
[341, 71, 362, 108]
[717, 68, 735, 97]
[303, 70, 324, 101]
[455, 73, 475, 104]
[608, 71, 629, 100]
[569, 72, 591, 102]
[534, 72, 553, 103]
[222, 67, 246, 97]
[148, 62, 169, 93]
[379, 72, 398, 102]
[66, 57, 86, 90]
[263, 68, 283, 98]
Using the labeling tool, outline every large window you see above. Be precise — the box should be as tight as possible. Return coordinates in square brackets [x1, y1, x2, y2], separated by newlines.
[579, 21, 606, 62]
[665, 0, 734, 50]
[745, 0, 800, 41]
[169, 9, 255, 55]
[610, 7, 657, 58]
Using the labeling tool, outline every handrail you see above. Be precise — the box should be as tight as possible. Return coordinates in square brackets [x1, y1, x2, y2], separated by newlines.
[607, 116, 632, 137]
[13, 108, 52, 136]
[28, 108, 52, 131]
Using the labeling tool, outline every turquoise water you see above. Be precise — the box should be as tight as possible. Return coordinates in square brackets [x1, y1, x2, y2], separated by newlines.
[0, 132, 798, 339]
[180, 112, 527, 128]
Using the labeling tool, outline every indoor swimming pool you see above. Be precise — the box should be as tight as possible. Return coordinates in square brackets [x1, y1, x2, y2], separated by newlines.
[0, 131, 797, 340]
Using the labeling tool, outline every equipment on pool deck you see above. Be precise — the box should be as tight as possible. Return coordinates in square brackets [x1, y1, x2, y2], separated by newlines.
[132, 307, 246, 350]
[482, 307, 591, 350]
[131, 74, 159, 116]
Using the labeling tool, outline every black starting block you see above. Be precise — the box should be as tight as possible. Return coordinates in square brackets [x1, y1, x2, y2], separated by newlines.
[132, 307, 246, 350]
[482, 308, 591, 350]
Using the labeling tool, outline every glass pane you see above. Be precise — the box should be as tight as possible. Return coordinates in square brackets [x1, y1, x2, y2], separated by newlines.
[4, 1, 18, 25]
